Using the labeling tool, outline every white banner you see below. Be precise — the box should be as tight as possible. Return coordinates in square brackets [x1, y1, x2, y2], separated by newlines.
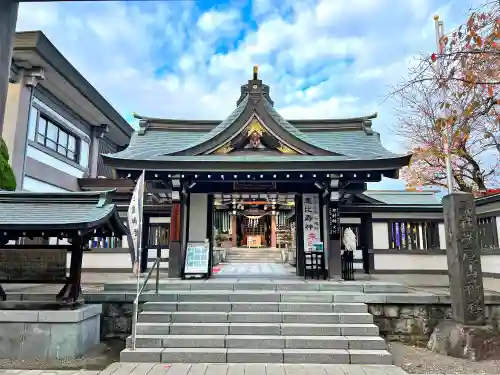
[127, 171, 145, 272]
[302, 194, 321, 252]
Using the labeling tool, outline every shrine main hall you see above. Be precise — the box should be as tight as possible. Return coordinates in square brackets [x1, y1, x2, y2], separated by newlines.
[97, 66, 419, 279]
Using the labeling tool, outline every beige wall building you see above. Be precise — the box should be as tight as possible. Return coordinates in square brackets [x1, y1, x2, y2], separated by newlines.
[2, 31, 133, 193]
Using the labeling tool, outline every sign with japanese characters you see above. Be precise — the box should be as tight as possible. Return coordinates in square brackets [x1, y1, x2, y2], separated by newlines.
[184, 241, 210, 275]
[329, 205, 341, 237]
[302, 194, 321, 252]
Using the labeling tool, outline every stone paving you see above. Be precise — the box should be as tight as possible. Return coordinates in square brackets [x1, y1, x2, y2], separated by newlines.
[0, 363, 412, 375]
[213, 263, 296, 277]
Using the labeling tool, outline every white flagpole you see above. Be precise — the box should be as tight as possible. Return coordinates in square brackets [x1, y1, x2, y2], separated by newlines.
[434, 15, 454, 193]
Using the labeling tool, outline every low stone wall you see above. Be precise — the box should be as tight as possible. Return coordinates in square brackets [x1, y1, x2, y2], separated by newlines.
[0, 304, 102, 360]
[7, 291, 500, 346]
[369, 303, 500, 344]
[99, 301, 143, 340]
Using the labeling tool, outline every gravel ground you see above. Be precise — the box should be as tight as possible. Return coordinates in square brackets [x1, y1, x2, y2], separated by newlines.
[389, 341, 500, 374]
[0, 339, 123, 370]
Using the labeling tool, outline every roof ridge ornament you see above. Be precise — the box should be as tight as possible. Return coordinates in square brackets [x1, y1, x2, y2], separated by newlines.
[249, 66, 262, 105]
[137, 119, 149, 135]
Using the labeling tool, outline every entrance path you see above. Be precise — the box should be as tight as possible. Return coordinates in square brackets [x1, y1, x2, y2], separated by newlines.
[213, 262, 296, 278]
[0, 363, 412, 375]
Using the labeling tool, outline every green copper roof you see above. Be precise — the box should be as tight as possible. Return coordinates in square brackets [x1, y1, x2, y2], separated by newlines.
[363, 191, 441, 205]
[104, 79, 406, 166]
[178, 95, 249, 151]
[110, 131, 202, 159]
[150, 155, 368, 162]
[106, 122, 402, 162]
[263, 100, 351, 154]
[0, 190, 127, 234]
[306, 131, 401, 159]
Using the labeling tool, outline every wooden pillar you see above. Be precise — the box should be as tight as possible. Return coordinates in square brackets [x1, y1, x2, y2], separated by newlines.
[327, 198, 342, 279]
[57, 239, 84, 303]
[271, 214, 277, 248]
[206, 194, 214, 276]
[168, 202, 182, 278]
[361, 213, 374, 274]
[295, 194, 305, 276]
[140, 215, 150, 273]
[231, 214, 237, 247]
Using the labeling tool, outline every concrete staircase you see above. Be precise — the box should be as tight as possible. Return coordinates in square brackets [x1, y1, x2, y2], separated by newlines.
[116, 281, 404, 364]
[225, 247, 283, 263]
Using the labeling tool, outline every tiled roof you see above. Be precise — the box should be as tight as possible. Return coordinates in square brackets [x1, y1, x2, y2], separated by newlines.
[105, 94, 404, 163]
[0, 190, 127, 233]
[306, 131, 401, 159]
[362, 190, 441, 205]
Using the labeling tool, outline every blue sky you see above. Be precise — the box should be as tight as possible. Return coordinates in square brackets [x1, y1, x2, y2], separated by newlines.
[16, 0, 481, 190]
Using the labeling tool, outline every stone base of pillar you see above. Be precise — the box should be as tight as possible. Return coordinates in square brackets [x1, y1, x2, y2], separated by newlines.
[427, 320, 500, 361]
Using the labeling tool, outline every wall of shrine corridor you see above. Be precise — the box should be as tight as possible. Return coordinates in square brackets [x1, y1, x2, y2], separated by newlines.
[12, 191, 499, 278]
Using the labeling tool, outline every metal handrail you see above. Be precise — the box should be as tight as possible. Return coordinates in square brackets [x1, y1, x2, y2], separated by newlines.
[130, 256, 162, 350]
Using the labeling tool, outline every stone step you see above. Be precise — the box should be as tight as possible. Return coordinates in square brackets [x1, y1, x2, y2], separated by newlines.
[126, 334, 387, 350]
[141, 301, 367, 313]
[138, 311, 374, 324]
[226, 254, 282, 256]
[133, 291, 383, 303]
[226, 254, 281, 263]
[103, 281, 408, 293]
[225, 256, 282, 258]
[225, 253, 282, 255]
[226, 257, 283, 265]
[136, 322, 380, 336]
[120, 347, 393, 364]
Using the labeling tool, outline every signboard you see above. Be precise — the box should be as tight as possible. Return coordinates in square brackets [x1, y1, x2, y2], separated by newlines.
[302, 194, 321, 252]
[0, 249, 66, 282]
[184, 241, 210, 275]
[329, 205, 341, 237]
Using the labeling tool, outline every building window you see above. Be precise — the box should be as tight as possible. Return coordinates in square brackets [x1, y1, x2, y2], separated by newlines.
[148, 224, 170, 248]
[36, 116, 79, 162]
[27, 106, 38, 141]
[89, 236, 122, 249]
[478, 216, 499, 249]
[388, 220, 440, 250]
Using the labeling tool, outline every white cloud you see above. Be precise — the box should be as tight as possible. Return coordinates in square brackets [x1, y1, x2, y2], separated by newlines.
[15, 0, 476, 188]
[197, 9, 240, 33]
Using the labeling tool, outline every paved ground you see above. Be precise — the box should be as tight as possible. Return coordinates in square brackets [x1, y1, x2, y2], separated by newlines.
[0, 363, 411, 375]
[213, 263, 296, 278]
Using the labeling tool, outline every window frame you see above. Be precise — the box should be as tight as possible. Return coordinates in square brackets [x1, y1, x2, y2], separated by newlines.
[387, 219, 441, 250]
[35, 113, 80, 163]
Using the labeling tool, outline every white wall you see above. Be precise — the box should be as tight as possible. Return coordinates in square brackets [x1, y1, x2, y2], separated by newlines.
[372, 222, 389, 249]
[23, 176, 70, 192]
[439, 223, 446, 249]
[374, 253, 500, 275]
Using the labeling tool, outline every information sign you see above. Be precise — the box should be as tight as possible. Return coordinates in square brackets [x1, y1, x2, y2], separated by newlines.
[184, 241, 210, 275]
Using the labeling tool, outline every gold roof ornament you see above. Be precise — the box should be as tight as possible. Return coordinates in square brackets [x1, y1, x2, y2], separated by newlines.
[253, 65, 258, 80]
[247, 118, 264, 136]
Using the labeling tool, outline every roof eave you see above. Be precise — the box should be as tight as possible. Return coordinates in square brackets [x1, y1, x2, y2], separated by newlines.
[102, 154, 411, 172]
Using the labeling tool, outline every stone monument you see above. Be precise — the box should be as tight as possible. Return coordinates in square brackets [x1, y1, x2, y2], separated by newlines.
[427, 192, 500, 360]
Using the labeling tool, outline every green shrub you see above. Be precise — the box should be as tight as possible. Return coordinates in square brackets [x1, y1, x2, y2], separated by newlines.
[0, 137, 16, 191]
